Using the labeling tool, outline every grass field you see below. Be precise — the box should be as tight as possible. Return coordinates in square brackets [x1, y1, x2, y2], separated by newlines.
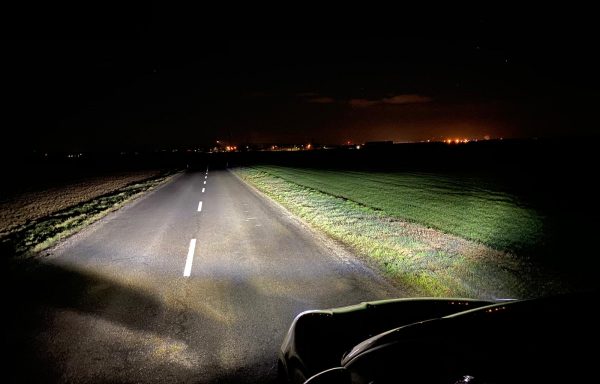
[248, 166, 543, 253]
[235, 166, 557, 298]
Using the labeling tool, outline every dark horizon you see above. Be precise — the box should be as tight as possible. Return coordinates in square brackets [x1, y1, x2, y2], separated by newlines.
[3, 35, 600, 153]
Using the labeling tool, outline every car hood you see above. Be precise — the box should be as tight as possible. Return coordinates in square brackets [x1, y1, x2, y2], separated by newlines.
[341, 292, 597, 367]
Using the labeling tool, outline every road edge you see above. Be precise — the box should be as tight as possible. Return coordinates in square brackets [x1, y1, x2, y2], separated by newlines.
[39, 172, 184, 260]
[228, 168, 409, 295]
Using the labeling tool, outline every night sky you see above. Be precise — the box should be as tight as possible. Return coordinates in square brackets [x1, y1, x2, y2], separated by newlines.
[3, 33, 599, 152]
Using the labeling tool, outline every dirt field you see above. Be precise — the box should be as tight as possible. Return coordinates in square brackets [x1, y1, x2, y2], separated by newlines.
[0, 170, 163, 235]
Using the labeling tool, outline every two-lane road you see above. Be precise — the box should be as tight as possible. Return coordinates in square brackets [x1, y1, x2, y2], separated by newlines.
[7, 168, 402, 383]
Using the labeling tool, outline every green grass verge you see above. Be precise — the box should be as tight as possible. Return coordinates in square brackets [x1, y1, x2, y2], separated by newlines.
[234, 166, 547, 298]
[1, 172, 177, 258]
[244, 166, 543, 253]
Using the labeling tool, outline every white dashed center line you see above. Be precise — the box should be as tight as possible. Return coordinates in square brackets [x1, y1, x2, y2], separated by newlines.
[197, 201, 203, 212]
[202, 187, 205, 193]
[205, 175, 207, 179]
[203, 181, 206, 185]
[183, 239, 197, 277]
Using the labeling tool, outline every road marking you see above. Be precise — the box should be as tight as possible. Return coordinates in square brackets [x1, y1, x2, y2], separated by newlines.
[205, 175, 207, 179]
[202, 188, 205, 193]
[203, 181, 206, 185]
[197, 201, 203, 212]
[183, 239, 197, 277]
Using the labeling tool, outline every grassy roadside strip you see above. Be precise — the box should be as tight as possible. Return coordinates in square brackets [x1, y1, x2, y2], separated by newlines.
[246, 166, 543, 254]
[234, 167, 544, 299]
[1, 171, 179, 259]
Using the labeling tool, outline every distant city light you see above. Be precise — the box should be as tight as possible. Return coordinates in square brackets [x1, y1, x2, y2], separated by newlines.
[444, 138, 471, 144]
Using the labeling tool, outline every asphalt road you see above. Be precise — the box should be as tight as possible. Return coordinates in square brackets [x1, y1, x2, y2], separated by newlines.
[7, 168, 403, 383]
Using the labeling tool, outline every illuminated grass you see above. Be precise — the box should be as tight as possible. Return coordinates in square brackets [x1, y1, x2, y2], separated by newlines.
[234, 166, 546, 298]
[243, 166, 543, 253]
